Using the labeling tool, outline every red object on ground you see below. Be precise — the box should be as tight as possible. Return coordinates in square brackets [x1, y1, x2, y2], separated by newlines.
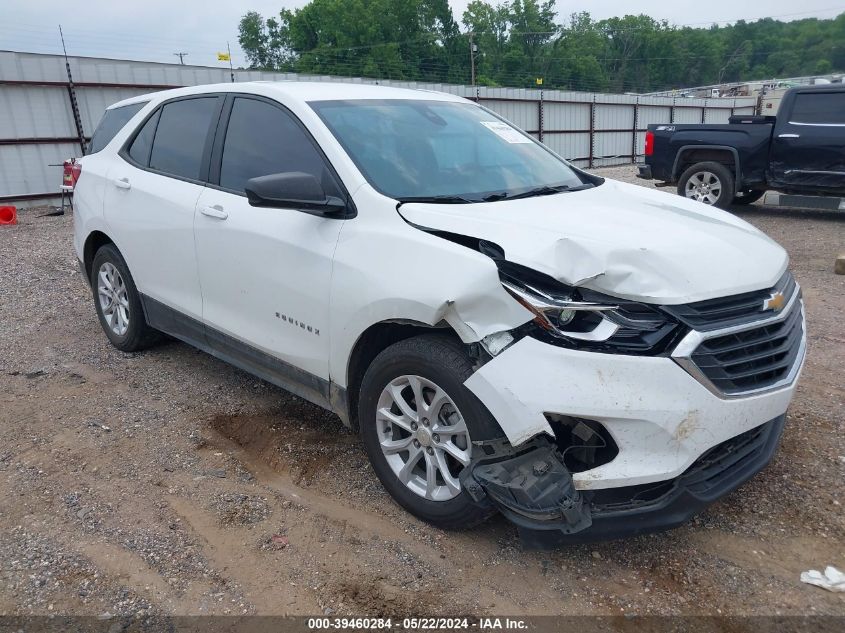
[0, 206, 17, 225]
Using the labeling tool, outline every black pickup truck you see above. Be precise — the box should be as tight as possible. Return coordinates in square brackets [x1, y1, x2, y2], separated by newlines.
[638, 85, 845, 208]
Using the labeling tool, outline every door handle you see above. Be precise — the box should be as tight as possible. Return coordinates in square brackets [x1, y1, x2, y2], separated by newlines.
[778, 133, 800, 138]
[112, 177, 131, 190]
[200, 205, 228, 220]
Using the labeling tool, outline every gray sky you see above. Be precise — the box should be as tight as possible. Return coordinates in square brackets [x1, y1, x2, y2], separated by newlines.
[2, 1, 843, 67]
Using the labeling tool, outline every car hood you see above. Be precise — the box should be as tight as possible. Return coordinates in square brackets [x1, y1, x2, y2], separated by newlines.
[397, 179, 788, 305]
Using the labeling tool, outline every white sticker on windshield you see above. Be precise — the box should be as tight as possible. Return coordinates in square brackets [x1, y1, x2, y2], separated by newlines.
[480, 121, 533, 144]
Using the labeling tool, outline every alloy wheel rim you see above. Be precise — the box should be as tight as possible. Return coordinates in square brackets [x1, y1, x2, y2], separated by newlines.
[685, 171, 722, 205]
[97, 262, 130, 336]
[376, 375, 472, 501]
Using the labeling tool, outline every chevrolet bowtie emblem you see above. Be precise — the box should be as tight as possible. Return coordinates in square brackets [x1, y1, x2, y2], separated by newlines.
[763, 291, 786, 312]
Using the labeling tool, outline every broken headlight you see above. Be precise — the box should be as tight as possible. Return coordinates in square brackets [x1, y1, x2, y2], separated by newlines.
[499, 264, 684, 355]
[502, 278, 619, 341]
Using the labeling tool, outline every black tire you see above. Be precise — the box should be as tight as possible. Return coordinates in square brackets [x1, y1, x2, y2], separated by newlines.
[732, 189, 765, 205]
[358, 334, 502, 530]
[677, 161, 735, 209]
[90, 243, 160, 352]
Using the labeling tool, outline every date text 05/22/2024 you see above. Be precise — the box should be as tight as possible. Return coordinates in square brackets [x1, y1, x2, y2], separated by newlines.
[306, 617, 528, 630]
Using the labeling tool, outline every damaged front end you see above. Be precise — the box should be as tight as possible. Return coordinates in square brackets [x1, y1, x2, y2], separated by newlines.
[464, 438, 592, 535]
[462, 413, 786, 547]
[461, 415, 619, 540]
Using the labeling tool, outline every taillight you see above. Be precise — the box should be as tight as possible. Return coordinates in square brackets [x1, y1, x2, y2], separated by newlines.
[644, 131, 654, 157]
[63, 159, 82, 189]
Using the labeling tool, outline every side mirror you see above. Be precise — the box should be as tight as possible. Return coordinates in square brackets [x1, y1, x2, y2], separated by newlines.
[245, 172, 347, 216]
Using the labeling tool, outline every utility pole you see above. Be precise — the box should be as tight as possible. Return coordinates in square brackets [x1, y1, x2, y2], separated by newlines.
[59, 25, 86, 156]
[469, 32, 477, 87]
[173, 52, 188, 65]
[227, 42, 235, 83]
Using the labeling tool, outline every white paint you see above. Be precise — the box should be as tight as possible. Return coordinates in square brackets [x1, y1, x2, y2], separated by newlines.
[399, 178, 789, 305]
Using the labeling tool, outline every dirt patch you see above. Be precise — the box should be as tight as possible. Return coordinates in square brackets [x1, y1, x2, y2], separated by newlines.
[208, 412, 358, 487]
[328, 576, 473, 617]
[211, 494, 271, 527]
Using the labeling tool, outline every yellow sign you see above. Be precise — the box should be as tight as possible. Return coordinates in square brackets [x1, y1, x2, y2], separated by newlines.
[535, 78, 543, 85]
[217, 52, 231, 62]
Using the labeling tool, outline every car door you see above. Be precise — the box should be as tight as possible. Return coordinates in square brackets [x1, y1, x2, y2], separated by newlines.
[104, 95, 223, 323]
[193, 95, 347, 386]
[769, 90, 845, 192]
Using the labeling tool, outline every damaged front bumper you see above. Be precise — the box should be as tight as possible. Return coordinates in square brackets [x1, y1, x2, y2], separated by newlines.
[465, 441, 593, 536]
[464, 335, 800, 489]
[466, 414, 785, 546]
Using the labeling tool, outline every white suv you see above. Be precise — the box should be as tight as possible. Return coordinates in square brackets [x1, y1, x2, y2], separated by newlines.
[73, 82, 805, 545]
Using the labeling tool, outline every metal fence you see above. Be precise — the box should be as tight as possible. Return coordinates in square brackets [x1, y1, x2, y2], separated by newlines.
[0, 50, 757, 207]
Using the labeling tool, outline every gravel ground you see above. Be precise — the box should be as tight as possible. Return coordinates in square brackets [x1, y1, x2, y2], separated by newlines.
[0, 166, 843, 618]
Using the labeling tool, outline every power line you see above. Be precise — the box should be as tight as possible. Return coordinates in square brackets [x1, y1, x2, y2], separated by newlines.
[0, 40, 829, 94]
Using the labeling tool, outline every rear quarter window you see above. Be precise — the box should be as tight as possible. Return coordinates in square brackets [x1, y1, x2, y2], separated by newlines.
[88, 102, 147, 154]
[127, 109, 161, 167]
[790, 92, 845, 125]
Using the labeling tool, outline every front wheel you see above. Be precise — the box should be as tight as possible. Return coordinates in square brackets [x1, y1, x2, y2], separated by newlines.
[677, 161, 735, 209]
[358, 335, 502, 530]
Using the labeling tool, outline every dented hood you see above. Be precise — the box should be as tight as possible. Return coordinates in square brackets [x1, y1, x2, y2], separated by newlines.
[398, 179, 788, 304]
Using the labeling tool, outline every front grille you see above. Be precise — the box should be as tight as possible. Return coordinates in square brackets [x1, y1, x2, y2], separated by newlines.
[682, 419, 776, 495]
[590, 418, 780, 513]
[689, 297, 803, 394]
[665, 271, 796, 330]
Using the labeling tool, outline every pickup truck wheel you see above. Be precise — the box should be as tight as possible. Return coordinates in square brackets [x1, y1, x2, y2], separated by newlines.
[732, 189, 765, 205]
[678, 162, 735, 209]
[91, 244, 161, 352]
[358, 335, 500, 530]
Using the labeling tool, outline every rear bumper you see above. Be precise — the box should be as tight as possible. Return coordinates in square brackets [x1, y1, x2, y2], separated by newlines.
[637, 164, 653, 180]
[509, 414, 785, 547]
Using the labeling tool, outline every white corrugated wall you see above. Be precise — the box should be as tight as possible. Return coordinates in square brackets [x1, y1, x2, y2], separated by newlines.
[0, 50, 757, 206]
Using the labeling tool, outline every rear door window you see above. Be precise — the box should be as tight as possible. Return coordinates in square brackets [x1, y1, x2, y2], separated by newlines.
[790, 92, 845, 125]
[88, 102, 146, 154]
[218, 97, 340, 196]
[149, 97, 219, 181]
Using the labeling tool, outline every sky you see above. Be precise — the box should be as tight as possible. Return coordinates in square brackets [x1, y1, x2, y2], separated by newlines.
[1, 0, 843, 68]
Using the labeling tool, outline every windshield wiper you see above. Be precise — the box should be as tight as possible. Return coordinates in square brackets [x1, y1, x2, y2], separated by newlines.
[396, 194, 478, 205]
[396, 182, 595, 206]
[501, 182, 595, 201]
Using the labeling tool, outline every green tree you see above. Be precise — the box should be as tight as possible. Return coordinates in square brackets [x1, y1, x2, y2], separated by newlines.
[239, 0, 460, 81]
[237, 2, 845, 92]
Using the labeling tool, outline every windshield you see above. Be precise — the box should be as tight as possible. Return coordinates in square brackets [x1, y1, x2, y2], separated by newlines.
[310, 99, 589, 202]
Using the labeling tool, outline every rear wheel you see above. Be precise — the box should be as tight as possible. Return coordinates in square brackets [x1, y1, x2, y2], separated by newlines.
[358, 335, 501, 529]
[678, 161, 735, 209]
[91, 244, 160, 352]
[732, 189, 765, 205]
